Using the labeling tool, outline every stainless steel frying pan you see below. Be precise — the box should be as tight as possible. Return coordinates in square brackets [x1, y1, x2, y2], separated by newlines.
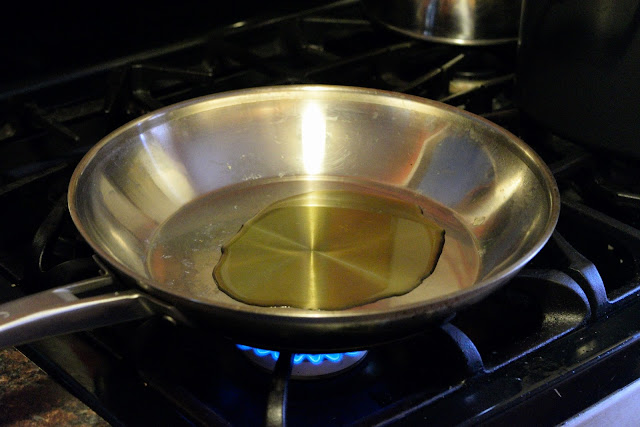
[0, 85, 559, 352]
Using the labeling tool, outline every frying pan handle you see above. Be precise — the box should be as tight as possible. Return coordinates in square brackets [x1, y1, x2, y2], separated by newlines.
[0, 274, 183, 349]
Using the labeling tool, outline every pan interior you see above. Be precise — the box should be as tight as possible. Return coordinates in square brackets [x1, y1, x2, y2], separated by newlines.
[144, 177, 478, 310]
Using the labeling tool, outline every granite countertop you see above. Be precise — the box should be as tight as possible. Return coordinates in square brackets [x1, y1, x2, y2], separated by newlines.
[0, 347, 108, 426]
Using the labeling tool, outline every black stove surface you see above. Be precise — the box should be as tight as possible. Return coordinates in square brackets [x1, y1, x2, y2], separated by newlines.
[2, 1, 640, 426]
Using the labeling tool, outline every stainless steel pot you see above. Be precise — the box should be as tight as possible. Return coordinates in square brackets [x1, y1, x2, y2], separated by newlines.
[0, 85, 559, 352]
[361, 0, 522, 45]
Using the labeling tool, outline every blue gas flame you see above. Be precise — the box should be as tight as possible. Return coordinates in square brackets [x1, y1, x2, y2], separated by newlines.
[236, 345, 365, 365]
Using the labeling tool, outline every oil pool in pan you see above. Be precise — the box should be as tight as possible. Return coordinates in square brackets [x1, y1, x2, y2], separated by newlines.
[212, 189, 445, 310]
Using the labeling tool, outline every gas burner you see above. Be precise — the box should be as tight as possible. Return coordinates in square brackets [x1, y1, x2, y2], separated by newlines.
[448, 77, 489, 95]
[237, 345, 367, 378]
[553, 154, 640, 230]
[448, 50, 512, 94]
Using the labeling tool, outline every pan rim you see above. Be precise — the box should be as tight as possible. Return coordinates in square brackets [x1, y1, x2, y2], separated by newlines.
[68, 84, 560, 321]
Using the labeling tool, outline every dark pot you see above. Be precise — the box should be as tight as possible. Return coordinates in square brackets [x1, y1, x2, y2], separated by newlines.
[517, 0, 640, 157]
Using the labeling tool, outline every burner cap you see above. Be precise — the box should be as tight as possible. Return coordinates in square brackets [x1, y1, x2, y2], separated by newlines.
[237, 345, 367, 379]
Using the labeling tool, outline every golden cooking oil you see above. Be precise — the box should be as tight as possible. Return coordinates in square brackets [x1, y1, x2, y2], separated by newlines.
[212, 190, 445, 310]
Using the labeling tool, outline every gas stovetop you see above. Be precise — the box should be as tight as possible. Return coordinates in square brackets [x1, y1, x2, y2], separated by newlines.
[1, 1, 640, 426]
